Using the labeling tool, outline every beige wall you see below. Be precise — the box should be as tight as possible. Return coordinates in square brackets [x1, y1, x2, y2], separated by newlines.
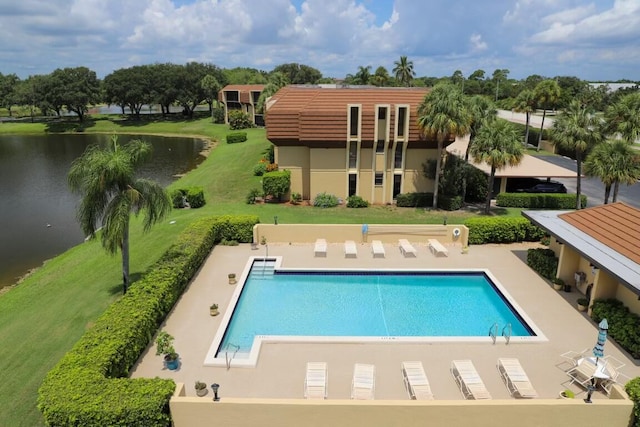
[275, 145, 435, 204]
[170, 383, 633, 427]
[253, 224, 468, 246]
[556, 244, 580, 286]
[616, 284, 640, 315]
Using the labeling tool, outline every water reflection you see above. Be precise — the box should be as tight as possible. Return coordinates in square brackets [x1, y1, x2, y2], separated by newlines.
[0, 134, 205, 289]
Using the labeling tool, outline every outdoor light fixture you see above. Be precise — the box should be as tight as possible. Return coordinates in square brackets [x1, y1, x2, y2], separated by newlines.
[584, 380, 596, 403]
[443, 216, 447, 226]
[274, 216, 278, 225]
[211, 383, 220, 402]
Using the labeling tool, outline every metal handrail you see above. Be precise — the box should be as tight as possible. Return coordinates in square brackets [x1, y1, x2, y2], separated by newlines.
[502, 323, 512, 345]
[225, 343, 240, 370]
[489, 323, 498, 344]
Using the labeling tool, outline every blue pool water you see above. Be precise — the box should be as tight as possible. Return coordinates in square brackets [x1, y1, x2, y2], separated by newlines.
[219, 266, 533, 353]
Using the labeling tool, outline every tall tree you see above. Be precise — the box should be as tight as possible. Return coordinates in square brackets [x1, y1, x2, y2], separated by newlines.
[551, 100, 603, 209]
[0, 73, 20, 116]
[417, 83, 471, 208]
[353, 65, 372, 85]
[257, 72, 289, 113]
[584, 140, 640, 204]
[200, 74, 221, 113]
[50, 67, 101, 122]
[462, 95, 497, 201]
[604, 92, 640, 143]
[272, 63, 322, 84]
[451, 70, 465, 93]
[469, 120, 524, 214]
[371, 66, 390, 87]
[393, 56, 416, 87]
[533, 79, 561, 151]
[68, 136, 171, 294]
[492, 69, 510, 101]
[512, 89, 537, 147]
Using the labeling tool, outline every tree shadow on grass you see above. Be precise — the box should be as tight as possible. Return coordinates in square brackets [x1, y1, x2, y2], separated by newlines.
[107, 272, 144, 296]
[45, 118, 97, 133]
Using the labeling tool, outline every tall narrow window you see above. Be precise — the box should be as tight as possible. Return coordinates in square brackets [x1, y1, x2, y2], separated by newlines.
[349, 106, 359, 137]
[394, 142, 403, 168]
[378, 107, 387, 119]
[349, 142, 358, 169]
[348, 174, 357, 196]
[375, 173, 384, 186]
[397, 107, 407, 137]
[393, 175, 402, 198]
[376, 140, 385, 153]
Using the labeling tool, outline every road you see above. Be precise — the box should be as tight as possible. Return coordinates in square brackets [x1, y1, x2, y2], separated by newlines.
[536, 155, 640, 208]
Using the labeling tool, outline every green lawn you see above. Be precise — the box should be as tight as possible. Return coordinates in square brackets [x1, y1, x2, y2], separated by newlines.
[0, 115, 519, 427]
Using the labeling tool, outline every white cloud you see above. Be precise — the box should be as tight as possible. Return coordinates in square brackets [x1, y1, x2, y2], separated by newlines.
[469, 34, 488, 52]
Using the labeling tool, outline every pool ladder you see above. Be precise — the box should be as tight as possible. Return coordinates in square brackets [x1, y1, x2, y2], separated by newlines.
[489, 323, 512, 344]
[224, 343, 240, 370]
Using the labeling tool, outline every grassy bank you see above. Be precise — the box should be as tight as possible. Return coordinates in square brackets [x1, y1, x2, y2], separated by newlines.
[0, 116, 515, 426]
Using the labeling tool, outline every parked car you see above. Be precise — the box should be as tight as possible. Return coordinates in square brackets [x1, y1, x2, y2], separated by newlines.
[516, 182, 567, 193]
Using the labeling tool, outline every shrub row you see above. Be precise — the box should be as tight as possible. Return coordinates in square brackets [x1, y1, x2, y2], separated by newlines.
[262, 170, 290, 202]
[346, 195, 369, 208]
[226, 131, 247, 144]
[464, 217, 545, 245]
[170, 187, 206, 209]
[313, 192, 339, 208]
[626, 377, 640, 427]
[526, 248, 558, 280]
[38, 215, 259, 426]
[590, 299, 640, 359]
[438, 195, 463, 211]
[496, 193, 587, 209]
[395, 192, 433, 207]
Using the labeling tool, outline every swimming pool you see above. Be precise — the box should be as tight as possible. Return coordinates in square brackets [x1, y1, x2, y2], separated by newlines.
[205, 258, 545, 367]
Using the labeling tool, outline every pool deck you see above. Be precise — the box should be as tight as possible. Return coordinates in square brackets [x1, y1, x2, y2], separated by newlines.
[130, 242, 640, 400]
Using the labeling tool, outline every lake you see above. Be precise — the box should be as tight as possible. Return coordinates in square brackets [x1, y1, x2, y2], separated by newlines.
[0, 133, 205, 289]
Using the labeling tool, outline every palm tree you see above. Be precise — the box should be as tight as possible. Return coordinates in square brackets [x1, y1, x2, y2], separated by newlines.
[604, 92, 640, 143]
[257, 72, 289, 113]
[371, 66, 390, 87]
[584, 140, 640, 203]
[469, 120, 524, 214]
[68, 136, 171, 294]
[353, 65, 372, 85]
[551, 100, 603, 209]
[533, 79, 561, 150]
[462, 95, 497, 201]
[393, 56, 415, 87]
[417, 83, 471, 208]
[513, 89, 536, 147]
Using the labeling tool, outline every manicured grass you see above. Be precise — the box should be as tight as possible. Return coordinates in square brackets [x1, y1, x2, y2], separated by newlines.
[0, 115, 519, 426]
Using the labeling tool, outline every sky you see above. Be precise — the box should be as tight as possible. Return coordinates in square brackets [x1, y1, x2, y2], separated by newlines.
[1, 0, 639, 82]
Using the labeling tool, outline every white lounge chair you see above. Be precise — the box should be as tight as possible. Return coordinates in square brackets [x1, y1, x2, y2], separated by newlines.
[450, 360, 492, 400]
[351, 363, 375, 400]
[371, 240, 385, 258]
[428, 238, 448, 257]
[398, 239, 417, 257]
[304, 362, 327, 399]
[401, 361, 434, 400]
[566, 358, 597, 388]
[314, 239, 327, 257]
[344, 240, 357, 258]
[560, 348, 590, 368]
[600, 356, 629, 395]
[497, 358, 538, 398]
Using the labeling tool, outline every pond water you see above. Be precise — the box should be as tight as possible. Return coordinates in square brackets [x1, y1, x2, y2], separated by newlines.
[0, 133, 205, 289]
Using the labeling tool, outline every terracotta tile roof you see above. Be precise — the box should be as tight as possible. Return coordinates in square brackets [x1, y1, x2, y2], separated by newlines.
[559, 202, 640, 265]
[266, 86, 431, 144]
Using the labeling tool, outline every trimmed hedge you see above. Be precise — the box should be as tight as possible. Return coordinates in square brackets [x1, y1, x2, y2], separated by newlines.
[496, 192, 587, 209]
[464, 217, 545, 244]
[38, 215, 259, 426]
[626, 377, 640, 427]
[396, 192, 433, 207]
[313, 192, 339, 208]
[591, 299, 640, 359]
[526, 248, 558, 280]
[226, 131, 247, 144]
[262, 170, 290, 202]
[346, 195, 369, 208]
[438, 195, 463, 211]
[186, 187, 205, 208]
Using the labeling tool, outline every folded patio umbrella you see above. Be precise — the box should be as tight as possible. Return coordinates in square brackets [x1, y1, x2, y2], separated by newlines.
[593, 318, 608, 363]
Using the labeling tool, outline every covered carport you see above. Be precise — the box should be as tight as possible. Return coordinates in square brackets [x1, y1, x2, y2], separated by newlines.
[446, 136, 576, 195]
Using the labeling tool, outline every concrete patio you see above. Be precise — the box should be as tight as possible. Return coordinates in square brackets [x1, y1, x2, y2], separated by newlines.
[130, 241, 640, 402]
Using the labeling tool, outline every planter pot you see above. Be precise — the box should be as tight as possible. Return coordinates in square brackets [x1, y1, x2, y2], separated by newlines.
[577, 303, 588, 312]
[196, 388, 208, 397]
[165, 355, 179, 371]
[228, 274, 237, 285]
[210, 308, 219, 316]
[553, 284, 563, 291]
[559, 391, 574, 399]
[563, 285, 572, 293]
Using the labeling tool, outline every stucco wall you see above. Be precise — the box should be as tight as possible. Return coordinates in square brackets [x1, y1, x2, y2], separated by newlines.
[617, 284, 640, 315]
[253, 224, 468, 246]
[169, 384, 633, 427]
[276, 146, 310, 199]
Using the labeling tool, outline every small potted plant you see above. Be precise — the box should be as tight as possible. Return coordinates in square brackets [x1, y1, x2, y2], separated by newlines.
[195, 381, 208, 397]
[559, 389, 575, 399]
[210, 303, 219, 316]
[552, 278, 564, 291]
[228, 273, 237, 285]
[461, 245, 469, 254]
[260, 236, 267, 245]
[577, 298, 589, 312]
[155, 331, 179, 370]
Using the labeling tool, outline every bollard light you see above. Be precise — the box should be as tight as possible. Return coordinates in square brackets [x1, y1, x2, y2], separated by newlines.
[211, 383, 220, 402]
